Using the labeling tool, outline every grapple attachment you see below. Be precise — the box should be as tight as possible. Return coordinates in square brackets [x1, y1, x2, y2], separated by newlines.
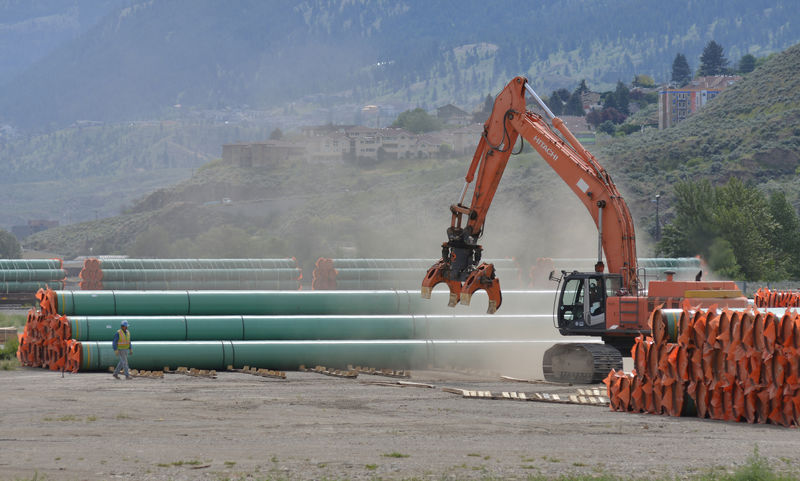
[459, 262, 502, 314]
[421, 259, 463, 307]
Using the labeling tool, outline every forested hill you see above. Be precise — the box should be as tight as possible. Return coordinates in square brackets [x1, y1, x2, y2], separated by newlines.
[2, 0, 799, 130]
[597, 41, 800, 214]
[24, 41, 800, 266]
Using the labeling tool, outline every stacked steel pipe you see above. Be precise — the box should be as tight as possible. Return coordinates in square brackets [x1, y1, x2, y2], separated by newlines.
[0, 259, 66, 293]
[19, 287, 554, 373]
[312, 258, 523, 290]
[605, 306, 800, 426]
[78, 258, 301, 290]
[754, 288, 800, 308]
[529, 257, 703, 288]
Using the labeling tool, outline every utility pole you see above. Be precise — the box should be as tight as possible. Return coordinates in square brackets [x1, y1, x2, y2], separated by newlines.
[654, 194, 661, 241]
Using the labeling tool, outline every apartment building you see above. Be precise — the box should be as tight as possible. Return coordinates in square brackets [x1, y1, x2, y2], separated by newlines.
[658, 76, 740, 129]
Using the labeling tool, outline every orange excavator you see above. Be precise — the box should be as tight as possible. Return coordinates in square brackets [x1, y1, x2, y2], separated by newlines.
[421, 76, 747, 383]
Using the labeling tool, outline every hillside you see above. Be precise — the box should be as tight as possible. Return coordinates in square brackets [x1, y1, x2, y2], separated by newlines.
[24, 41, 800, 272]
[0, 0, 122, 86]
[0, 121, 279, 227]
[2, 0, 799, 131]
[596, 42, 800, 231]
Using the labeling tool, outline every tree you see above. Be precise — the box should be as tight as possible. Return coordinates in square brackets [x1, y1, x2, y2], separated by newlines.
[658, 179, 779, 281]
[597, 121, 616, 135]
[767, 191, 800, 278]
[390, 108, 441, 133]
[269, 128, 283, 140]
[472, 94, 494, 123]
[614, 81, 630, 115]
[602, 92, 617, 110]
[698, 40, 729, 76]
[671, 53, 692, 86]
[737, 54, 757, 74]
[632, 74, 655, 88]
[545, 91, 563, 115]
[0, 229, 21, 258]
[564, 92, 584, 116]
[658, 180, 717, 262]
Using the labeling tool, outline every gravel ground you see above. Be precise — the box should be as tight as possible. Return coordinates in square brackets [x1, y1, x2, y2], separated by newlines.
[2, 367, 800, 481]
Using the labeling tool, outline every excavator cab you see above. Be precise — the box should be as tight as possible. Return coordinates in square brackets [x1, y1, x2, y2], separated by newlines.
[555, 271, 622, 335]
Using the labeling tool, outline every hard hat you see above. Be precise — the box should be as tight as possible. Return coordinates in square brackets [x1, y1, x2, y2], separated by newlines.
[121, 320, 129, 327]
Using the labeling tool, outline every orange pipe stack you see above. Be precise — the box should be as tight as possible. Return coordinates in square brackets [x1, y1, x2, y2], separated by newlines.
[605, 306, 800, 426]
[312, 258, 337, 290]
[754, 287, 800, 308]
[78, 258, 102, 289]
[16, 289, 72, 371]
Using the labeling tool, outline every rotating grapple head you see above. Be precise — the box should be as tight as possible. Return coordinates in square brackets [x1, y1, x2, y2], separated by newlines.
[420, 241, 502, 314]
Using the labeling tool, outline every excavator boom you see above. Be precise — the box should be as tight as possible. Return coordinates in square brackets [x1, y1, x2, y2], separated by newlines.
[422, 76, 639, 312]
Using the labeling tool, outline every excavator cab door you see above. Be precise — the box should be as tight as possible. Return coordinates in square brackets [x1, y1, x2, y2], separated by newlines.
[556, 272, 608, 335]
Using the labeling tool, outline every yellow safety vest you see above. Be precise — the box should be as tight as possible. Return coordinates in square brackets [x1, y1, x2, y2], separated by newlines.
[117, 329, 130, 350]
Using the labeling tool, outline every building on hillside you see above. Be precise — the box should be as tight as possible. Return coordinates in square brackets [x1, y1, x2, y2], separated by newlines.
[222, 141, 306, 168]
[437, 104, 472, 126]
[426, 124, 483, 156]
[305, 132, 350, 161]
[658, 76, 741, 129]
[375, 128, 418, 160]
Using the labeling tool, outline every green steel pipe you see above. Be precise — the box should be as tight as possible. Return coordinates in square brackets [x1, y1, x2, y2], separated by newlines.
[333, 267, 520, 281]
[332, 277, 524, 291]
[0, 269, 67, 282]
[99, 258, 297, 270]
[329, 258, 518, 269]
[55, 289, 557, 316]
[549, 257, 701, 268]
[81, 341, 229, 371]
[79, 339, 552, 371]
[98, 280, 300, 290]
[68, 314, 552, 342]
[99, 268, 300, 282]
[1, 281, 64, 293]
[0, 259, 62, 269]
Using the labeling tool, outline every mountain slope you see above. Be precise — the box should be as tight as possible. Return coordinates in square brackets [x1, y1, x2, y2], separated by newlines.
[24, 41, 800, 267]
[2, 0, 799, 130]
[597, 41, 800, 229]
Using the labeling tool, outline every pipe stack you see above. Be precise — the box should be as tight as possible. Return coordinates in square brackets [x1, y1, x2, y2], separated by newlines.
[78, 258, 301, 290]
[0, 259, 66, 293]
[605, 306, 800, 426]
[529, 257, 703, 288]
[18, 287, 553, 373]
[754, 288, 800, 308]
[312, 258, 523, 290]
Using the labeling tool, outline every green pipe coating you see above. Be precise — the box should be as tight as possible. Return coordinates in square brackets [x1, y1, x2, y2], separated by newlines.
[79, 339, 549, 371]
[68, 314, 550, 342]
[1, 281, 64, 293]
[0, 269, 67, 282]
[98, 280, 300, 290]
[0, 259, 62, 269]
[55, 289, 557, 316]
[99, 268, 300, 282]
[99, 259, 297, 269]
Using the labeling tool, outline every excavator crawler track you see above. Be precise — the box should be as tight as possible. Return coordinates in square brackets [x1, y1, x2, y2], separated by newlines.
[542, 343, 622, 384]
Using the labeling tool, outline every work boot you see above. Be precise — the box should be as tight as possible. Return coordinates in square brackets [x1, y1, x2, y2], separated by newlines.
[113, 374, 120, 379]
[125, 376, 132, 380]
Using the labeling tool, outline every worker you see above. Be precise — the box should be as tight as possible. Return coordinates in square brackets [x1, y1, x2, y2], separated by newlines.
[589, 280, 604, 316]
[112, 320, 132, 380]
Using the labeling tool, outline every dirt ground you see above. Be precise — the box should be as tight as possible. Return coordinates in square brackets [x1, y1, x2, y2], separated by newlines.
[2, 366, 800, 481]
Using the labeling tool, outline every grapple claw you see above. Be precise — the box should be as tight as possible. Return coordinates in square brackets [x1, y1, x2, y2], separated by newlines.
[421, 259, 463, 306]
[460, 263, 502, 314]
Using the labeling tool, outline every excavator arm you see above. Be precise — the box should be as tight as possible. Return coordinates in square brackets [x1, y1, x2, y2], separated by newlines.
[422, 76, 639, 312]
